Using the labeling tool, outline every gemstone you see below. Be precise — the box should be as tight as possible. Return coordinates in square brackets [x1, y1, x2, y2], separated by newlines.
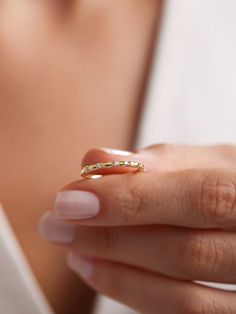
[119, 161, 126, 166]
[104, 162, 113, 168]
[112, 161, 120, 166]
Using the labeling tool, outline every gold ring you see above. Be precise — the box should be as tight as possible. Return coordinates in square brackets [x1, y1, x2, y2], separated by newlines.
[81, 161, 145, 179]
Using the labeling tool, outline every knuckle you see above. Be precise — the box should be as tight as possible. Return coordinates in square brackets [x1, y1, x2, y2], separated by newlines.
[94, 227, 117, 254]
[120, 175, 147, 223]
[181, 292, 231, 314]
[195, 171, 236, 226]
[76, 227, 117, 256]
[177, 235, 211, 276]
[177, 234, 228, 277]
[153, 143, 173, 152]
[74, 227, 94, 254]
[153, 143, 180, 155]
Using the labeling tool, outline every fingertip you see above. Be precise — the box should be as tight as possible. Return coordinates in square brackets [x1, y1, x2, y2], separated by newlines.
[81, 147, 134, 167]
[38, 211, 76, 244]
[81, 147, 140, 176]
[81, 148, 106, 168]
[67, 251, 95, 280]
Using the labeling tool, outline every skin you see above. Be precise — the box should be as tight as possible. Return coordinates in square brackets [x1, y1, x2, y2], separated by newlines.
[41, 144, 236, 314]
[0, 1, 161, 313]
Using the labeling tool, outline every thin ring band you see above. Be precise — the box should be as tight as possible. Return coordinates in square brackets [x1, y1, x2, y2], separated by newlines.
[81, 161, 145, 179]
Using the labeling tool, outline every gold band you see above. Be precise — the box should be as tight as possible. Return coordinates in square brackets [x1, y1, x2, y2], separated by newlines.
[81, 161, 145, 179]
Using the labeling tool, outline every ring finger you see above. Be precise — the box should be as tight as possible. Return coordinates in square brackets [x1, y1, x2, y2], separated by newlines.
[67, 252, 236, 314]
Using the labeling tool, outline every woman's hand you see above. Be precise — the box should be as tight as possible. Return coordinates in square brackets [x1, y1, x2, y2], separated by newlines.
[40, 144, 236, 314]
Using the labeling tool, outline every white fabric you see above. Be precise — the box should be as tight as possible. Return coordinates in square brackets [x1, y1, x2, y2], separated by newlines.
[137, 0, 236, 146]
[94, 0, 236, 313]
[0, 205, 53, 314]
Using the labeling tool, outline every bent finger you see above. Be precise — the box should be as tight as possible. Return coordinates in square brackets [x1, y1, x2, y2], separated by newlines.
[81, 144, 236, 175]
[67, 253, 236, 314]
[57, 168, 236, 229]
[72, 225, 236, 284]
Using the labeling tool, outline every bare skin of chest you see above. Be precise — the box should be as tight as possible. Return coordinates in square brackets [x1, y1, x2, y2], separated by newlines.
[0, 1, 162, 313]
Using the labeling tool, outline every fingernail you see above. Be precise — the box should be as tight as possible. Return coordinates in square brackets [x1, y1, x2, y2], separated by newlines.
[67, 252, 94, 279]
[55, 190, 100, 220]
[39, 212, 76, 244]
[99, 147, 133, 156]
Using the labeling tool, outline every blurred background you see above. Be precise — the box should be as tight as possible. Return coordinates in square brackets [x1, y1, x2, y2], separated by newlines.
[1, 1, 236, 313]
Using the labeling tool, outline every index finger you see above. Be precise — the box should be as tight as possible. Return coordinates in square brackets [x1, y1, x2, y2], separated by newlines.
[55, 167, 236, 229]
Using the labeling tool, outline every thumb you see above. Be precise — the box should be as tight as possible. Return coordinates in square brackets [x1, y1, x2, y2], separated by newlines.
[81, 144, 225, 177]
[80, 145, 170, 177]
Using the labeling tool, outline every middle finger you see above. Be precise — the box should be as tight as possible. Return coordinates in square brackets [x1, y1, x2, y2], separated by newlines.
[72, 225, 236, 284]
[40, 214, 236, 284]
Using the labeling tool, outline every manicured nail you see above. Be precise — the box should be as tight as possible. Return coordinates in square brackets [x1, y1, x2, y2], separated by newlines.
[55, 190, 100, 220]
[99, 147, 133, 156]
[39, 212, 76, 244]
[67, 252, 94, 279]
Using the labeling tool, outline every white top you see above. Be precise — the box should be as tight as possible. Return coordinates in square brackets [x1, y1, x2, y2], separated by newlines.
[0, 206, 52, 314]
[0, 0, 236, 313]
[138, 0, 236, 147]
